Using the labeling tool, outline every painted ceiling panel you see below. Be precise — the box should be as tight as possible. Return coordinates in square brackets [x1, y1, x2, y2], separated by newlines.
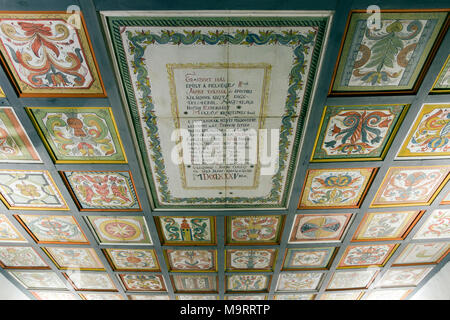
[15, 215, 89, 245]
[0, 12, 106, 97]
[0, 246, 49, 269]
[431, 55, 450, 92]
[106, 13, 332, 210]
[43, 247, 105, 271]
[298, 168, 376, 209]
[396, 104, 450, 159]
[226, 248, 277, 272]
[85, 215, 153, 245]
[0, 170, 68, 210]
[26, 107, 127, 163]
[104, 248, 160, 272]
[0, 107, 41, 163]
[0, 2, 448, 302]
[330, 11, 448, 94]
[311, 104, 408, 162]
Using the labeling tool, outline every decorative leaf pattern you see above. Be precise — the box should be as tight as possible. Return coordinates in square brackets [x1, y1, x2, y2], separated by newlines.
[332, 12, 447, 91]
[0, 13, 105, 96]
[314, 105, 405, 160]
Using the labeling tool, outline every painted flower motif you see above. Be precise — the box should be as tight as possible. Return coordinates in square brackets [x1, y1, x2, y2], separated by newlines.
[310, 174, 361, 205]
[104, 222, 137, 238]
[386, 171, 441, 201]
[168, 250, 214, 271]
[122, 274, 164, 291]
[412, 109, 450, 152]
[0, 20, 90, 88]
[231, 217, 279, 241]
[277, 273, 322, 291]
[74, 174, 131, 205]
[16, 183, 40, 198]
[228, 275, 268, 292]
[17, 22, 60, 58]
[316, 174, 359, 188]
[344, 246, 389, 265]
[105, 249, 157, 270]
[354, 20, 422, 85]
[413, 209, 450, 239]
[126, 255, 142, 264]
[365, 214, 401, 237]
[232, 251, 270, 269]
[293, 253, 322, 265]
[324, 111, 392, 155]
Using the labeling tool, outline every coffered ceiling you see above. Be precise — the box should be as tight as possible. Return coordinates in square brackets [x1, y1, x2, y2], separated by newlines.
[0, 0, 449, 300]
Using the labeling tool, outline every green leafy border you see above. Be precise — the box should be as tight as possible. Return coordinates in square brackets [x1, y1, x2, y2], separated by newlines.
[107, 16, 328, 209]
